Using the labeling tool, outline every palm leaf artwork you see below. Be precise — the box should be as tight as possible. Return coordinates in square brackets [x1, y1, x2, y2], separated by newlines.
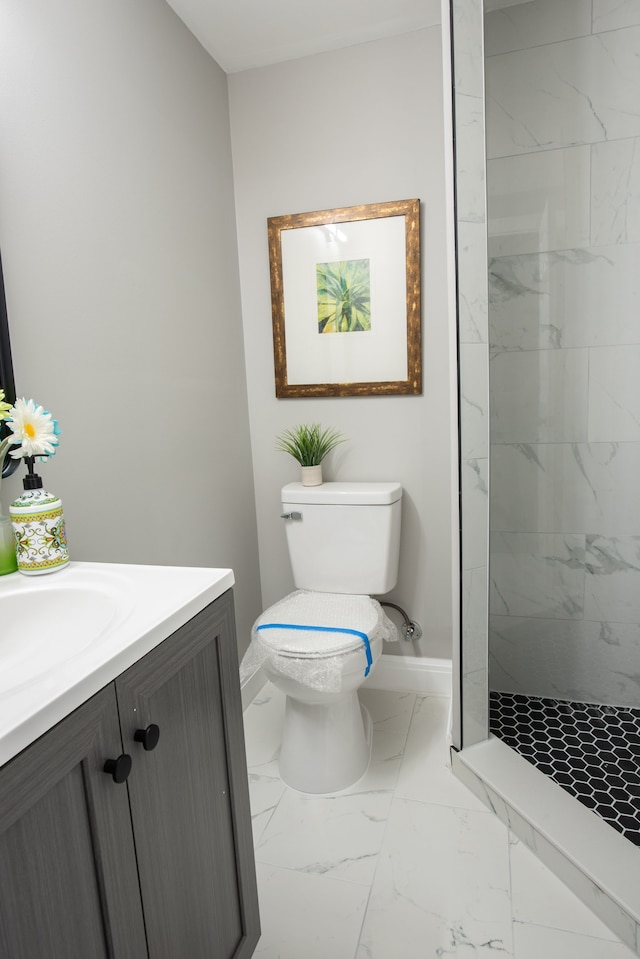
[316, 258, 371, 334]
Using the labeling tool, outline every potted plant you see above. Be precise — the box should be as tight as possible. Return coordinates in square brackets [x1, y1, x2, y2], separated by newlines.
[275, 423, 347, 486]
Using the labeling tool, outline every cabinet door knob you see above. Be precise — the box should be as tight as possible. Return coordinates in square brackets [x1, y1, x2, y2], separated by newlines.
[103, 754, 132, 783]
[134, 723, 160, 751]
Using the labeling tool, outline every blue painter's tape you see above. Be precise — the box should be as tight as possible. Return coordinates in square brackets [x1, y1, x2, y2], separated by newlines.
[256, 623, 373, 677]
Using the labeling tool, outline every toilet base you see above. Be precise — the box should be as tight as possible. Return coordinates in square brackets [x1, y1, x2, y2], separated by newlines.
[278, 691, 373, 794]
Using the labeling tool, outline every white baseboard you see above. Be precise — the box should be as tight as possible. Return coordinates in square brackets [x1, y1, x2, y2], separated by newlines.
[365, 653, 452, 696]
[241, 666, 268, 711]
[241, 654, 453, 709]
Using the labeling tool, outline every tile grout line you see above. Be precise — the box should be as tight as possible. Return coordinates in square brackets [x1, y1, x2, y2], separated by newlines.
[352, 692, 420, 959]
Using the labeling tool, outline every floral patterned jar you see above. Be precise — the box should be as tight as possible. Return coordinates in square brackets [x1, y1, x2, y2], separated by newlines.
[10, 486, 69, 575]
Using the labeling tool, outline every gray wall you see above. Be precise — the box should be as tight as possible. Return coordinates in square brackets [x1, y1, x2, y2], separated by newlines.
[229, 26, 456, 662]
[0, 5, 458, 665]
[0, 0, 262, 651]
[486, 1, 640, 706]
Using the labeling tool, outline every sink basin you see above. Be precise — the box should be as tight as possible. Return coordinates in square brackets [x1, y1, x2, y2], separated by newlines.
[0, 584, 126, 693]
[0, 561, 235, 768]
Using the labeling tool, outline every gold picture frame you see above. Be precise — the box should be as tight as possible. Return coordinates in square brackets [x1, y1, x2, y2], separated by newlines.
[267, 198, 421, 398]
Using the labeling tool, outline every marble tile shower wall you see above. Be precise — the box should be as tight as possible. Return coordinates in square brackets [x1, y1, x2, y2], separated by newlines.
[485, 0, 640, 707]
[452, 0, 491, 745]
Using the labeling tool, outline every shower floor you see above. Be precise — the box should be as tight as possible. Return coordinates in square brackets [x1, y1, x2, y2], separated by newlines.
[489, 691, 640, 847]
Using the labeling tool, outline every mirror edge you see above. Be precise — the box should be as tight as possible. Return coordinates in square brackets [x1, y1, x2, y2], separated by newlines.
[0, 249, 20, 478]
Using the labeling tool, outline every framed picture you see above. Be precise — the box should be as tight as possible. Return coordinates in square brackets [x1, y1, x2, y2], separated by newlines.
[267, 198, 421, 398]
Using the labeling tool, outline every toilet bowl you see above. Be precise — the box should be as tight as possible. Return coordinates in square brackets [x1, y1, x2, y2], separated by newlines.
[256, 591, 388, 793]
[243, 481, 402, 794]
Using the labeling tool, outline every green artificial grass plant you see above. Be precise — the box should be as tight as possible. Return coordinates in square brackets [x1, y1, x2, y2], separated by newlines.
[275, 424, 347, 467]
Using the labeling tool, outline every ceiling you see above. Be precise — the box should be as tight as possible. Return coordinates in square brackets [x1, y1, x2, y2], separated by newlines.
[164, 0, 443, 74]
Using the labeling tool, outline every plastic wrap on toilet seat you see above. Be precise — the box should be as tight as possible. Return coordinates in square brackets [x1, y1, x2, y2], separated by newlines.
[240, 590, 399, 693]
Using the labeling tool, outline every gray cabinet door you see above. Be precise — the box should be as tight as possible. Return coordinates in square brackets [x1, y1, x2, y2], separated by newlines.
[0, 685, 148, 959]
[116, 589, 260, 959]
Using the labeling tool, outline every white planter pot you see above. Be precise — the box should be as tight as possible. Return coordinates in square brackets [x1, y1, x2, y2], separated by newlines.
[300, 465, 323, 486]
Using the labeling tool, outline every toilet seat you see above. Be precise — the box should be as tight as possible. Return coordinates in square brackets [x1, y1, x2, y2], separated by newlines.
[254, 590, 385, 665]
[243, 589, 397, 695]
[258, 633, 366, 659]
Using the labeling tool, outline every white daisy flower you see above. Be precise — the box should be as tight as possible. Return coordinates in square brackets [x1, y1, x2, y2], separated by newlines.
[8, 398, 60, 458]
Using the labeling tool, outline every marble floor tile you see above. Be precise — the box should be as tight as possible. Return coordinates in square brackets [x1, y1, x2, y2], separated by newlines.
[243, 684, 638, 958]
[357, 688, 416, 792]
[509, 835, 622, 939]
[356, 797, 513, 958]
[255, 785, 393, 885]
[242, 683, 284, 776]
[512, 921, 636, 959]
[247, 772, 287, 846]
[395, 694, 487, 811]
[254, 862, 370, 959]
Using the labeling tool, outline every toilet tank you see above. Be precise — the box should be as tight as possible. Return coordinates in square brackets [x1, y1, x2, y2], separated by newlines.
[280, 481, 402, 595]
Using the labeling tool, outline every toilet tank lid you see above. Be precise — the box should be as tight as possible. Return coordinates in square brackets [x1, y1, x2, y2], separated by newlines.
[281, 481, 402, 505]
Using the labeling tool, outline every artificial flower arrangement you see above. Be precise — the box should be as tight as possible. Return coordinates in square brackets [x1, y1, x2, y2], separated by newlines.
[0, 390, 61, 467]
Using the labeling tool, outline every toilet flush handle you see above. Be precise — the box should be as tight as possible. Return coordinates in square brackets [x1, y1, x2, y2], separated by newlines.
[280, 511, 302, 520]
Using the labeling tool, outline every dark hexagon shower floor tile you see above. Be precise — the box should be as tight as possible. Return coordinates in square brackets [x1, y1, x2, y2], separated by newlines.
[489, 691, 640, 847]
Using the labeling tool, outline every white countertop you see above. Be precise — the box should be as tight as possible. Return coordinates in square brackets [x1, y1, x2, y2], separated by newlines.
[0, 561, 234, 767]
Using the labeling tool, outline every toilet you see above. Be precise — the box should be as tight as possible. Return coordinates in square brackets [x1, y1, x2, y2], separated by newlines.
[249, 481, 402, 794]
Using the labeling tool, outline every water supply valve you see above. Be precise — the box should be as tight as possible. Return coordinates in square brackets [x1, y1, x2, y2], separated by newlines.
[379, 601, 423, 642]
[401, 620, 423, 641]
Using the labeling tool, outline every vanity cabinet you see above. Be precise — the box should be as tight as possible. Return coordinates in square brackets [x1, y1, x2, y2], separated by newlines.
[0, 589, 260, 959]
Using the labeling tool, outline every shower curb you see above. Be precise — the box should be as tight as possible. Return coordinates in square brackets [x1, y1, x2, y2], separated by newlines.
[453, 736, 640, 955]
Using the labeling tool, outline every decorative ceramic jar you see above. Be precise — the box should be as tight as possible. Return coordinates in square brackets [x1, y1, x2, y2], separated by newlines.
[10, 487, 70, 575]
